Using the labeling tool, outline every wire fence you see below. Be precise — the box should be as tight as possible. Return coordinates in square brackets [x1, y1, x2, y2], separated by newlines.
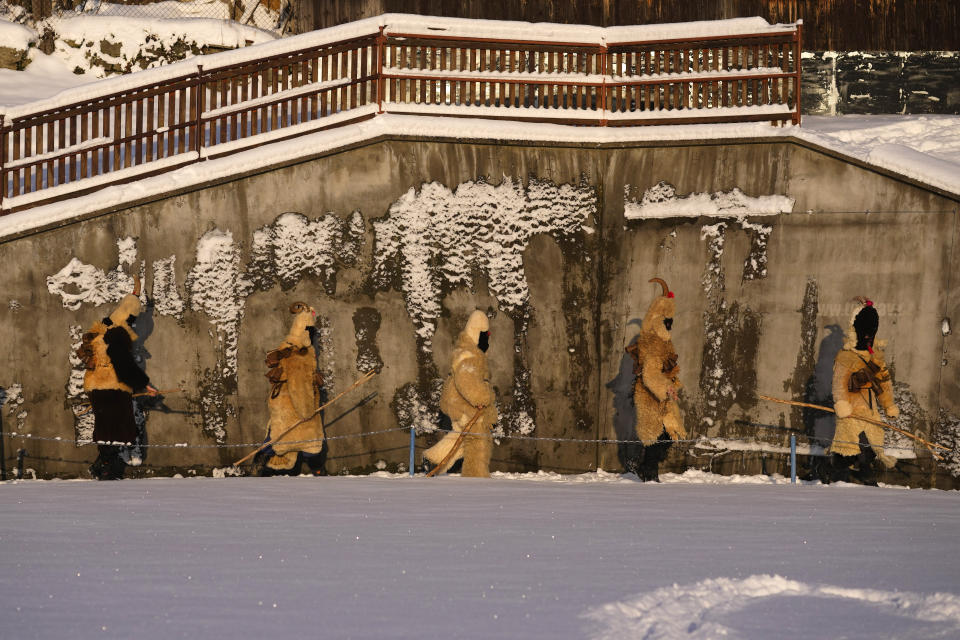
[0, 424, 945, 467]
[81, 0, 291, 34]
[12, 0, 290, 34]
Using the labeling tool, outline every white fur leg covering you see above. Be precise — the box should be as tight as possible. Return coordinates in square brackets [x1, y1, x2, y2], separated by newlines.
[424, 421, 467, 474]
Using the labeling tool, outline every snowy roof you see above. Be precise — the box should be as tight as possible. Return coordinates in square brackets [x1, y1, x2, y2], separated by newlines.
[1, 114, 957, 242]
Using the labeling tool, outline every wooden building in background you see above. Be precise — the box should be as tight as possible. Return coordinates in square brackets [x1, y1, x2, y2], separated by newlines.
[291, 0, 959, 52]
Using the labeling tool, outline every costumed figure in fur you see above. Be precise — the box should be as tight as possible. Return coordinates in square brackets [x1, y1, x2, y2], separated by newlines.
[78, 277, 158, 480]
[260, 302, 327, 476]
[424, 310, 498, 477]
[624, 278, 686, 482]
[825, 297, 899, 485]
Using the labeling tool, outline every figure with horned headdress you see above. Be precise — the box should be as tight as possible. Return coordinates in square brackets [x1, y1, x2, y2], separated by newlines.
[77, 276, 159, 480]
[624, 278, 686, 482]
[824, 296, 899, 485]
[260, 302, 327, 476]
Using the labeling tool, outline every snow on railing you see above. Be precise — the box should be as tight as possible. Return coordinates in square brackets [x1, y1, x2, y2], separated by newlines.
[0, 14, 801, 213]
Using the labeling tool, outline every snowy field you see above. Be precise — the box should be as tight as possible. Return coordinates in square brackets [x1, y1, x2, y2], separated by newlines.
[2, 470, 959, 640]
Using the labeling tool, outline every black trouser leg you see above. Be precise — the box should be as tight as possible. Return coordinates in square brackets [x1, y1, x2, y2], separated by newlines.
[622, 441, 644, 477]
[830, 453, 856, 483]
[638, 430, 673, 483]
[854, 433, 878, 486]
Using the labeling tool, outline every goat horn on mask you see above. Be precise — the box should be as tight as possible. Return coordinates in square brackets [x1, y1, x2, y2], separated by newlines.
[289, 301, 309, 314]
[649, 277, 670, 297]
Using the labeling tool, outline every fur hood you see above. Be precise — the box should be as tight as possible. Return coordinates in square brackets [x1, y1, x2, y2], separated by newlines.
[460, 310, 490, 346]
[640, 278, 675, 342]
[106, 294, 141, 341]
[285, 301, 317, 348]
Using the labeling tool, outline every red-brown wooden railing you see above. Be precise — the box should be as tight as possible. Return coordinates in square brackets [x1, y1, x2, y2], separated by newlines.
[0, 18, 801, 214]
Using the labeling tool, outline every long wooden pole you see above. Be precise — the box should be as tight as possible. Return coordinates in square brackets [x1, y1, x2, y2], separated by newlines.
[425, 406, 486, 478]
[757, 394, 951, 454]
[233, 370, 377, 467]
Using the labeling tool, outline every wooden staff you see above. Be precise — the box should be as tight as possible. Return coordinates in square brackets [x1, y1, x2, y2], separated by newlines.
[134, 388, 183, 398]
[758, 394, 951, 455]
[233, 370, 377, 467]
[425, 405, 486, 478]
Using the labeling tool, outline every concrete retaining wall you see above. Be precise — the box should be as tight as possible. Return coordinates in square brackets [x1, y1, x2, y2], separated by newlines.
[1, 136, 958, 486]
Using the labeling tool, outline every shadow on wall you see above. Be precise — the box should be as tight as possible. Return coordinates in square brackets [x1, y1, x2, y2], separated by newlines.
[607, 318, 644, 470]
[804, 324, 844, 443]
[128, 303, 156, 466]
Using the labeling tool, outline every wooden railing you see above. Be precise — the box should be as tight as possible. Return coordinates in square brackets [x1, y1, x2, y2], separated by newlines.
[0, 16, 801, 213]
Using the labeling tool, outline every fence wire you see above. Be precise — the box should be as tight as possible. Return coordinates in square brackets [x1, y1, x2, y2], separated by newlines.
[0, 426, 941, 459]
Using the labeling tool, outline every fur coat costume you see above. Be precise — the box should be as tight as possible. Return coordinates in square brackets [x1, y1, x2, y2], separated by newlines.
[425, 310, 498, 477]
[264, 302, 325, 471]
[829, 300, 898, 468]
[626, 279, 685, 446]
[79, 292, 150, 444]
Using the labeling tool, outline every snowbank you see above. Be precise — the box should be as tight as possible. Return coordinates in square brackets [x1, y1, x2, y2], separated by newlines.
[0, 18, 37, 50]
[867, 143, 960, 196]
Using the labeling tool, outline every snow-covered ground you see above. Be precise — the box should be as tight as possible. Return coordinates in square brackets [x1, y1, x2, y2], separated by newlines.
[1, 470, 958, 639]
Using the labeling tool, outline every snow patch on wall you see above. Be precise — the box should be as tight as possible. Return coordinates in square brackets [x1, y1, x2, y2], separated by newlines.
[247, 210, 364, 294]
[936, 410, 960, 477]
[187, 229, 250, 375]
[373, 176, 594, 352]
[392, 382, 442, 436]
[352, 307, 383, 374]
[66, 324, 95, 442]
[185, 229, 251, 442]
[152, 256, 185, 320]
[47, 236, 140, 310]
[624, 181, 794, 220]
[0, 382, 27, 433]
[890, 382, 928, 453]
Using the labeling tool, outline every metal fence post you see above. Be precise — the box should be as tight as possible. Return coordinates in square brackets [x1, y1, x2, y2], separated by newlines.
[790, 434, 797, 484]
[409, 425, 415, 476]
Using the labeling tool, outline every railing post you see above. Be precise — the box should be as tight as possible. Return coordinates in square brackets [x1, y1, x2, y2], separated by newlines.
[599, 44, 608, 126]
[194, 64, 204, 159]
[794, 21, 803, 126]
[377, 26, 385, 114]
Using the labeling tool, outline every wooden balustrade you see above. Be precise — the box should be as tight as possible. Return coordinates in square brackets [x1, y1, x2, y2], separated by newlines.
[0, 22, 800, 213]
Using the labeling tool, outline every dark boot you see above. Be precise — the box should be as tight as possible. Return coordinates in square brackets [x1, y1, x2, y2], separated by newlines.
[829, 453, 856, 483]
[638, 431, 673, 482]
[303, 449, 327, 476]
[92, 445, 126, 480]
